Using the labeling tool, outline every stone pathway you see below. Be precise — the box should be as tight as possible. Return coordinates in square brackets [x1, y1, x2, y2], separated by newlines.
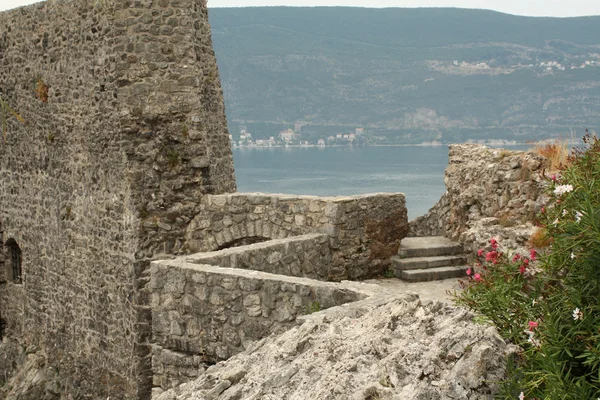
[364, 276, 463, 304]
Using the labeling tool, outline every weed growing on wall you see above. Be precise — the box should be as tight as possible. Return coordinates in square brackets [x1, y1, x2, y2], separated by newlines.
[453, 133, 600, 399]
[307, 301, 321, 314]
[0, 95, 25, 141]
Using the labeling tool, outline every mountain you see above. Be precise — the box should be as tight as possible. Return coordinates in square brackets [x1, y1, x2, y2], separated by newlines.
[208, 7, 600, 144]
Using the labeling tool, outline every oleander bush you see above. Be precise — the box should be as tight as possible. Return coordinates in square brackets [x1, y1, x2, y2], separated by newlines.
[453, 133, 600, 399]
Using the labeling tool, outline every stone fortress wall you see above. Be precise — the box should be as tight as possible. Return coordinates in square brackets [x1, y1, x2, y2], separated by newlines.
[0, 0, 550, 398]
[0, 1, 410, 398]
[0, 0, 236, 398]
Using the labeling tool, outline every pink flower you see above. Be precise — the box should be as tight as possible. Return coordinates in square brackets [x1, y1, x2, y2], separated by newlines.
[528, 321, 538, 331]
[512, 254, 521, 262]
[474, 273, 482, 282]
[541, 206, 546, 213]
[490, 238, 498, 250]
[485, 251, 498, 262]
[523, 258, 530, 266]
[466, 268, 472, 276]
[519, 264, 526, 274]
[530, 249, 537, 261]
[477, 249, 484, 257]
[551, 174, 557, 181]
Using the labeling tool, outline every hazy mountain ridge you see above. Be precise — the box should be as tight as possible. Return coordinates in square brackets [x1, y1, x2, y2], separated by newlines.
[209, 7, 600, 144]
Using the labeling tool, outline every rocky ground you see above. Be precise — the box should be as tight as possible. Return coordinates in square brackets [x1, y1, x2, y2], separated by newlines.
[154, 294, 515, 400]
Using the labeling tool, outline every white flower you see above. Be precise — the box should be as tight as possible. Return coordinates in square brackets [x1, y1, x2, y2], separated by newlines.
[554, 184, 574, 195]
[527, 335, 541, 348]
[575, 211, 583, 223]
[562, 209, 568, 216]
[519, 392, 525, 400]
[573, 307, 583, 320]
[552, 218, 560, 226]
[571, 252, 576, 260]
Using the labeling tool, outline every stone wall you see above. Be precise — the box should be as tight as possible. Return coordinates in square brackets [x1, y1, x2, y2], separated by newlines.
[409, 192, 450, 237]
[0, 1, 235, 398]
[186, 233, 333, 280]
[410, 144, 548, 253]
[150, 258, 368, 390]
[186, 193, 409, 279]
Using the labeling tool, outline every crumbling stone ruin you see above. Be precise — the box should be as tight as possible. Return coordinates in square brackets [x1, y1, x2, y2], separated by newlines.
[410, 144, 549, 254]
[0, 1, 410, 398]
[0, 0, 551, 397]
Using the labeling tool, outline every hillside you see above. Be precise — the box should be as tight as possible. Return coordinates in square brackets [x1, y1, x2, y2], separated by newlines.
[208, 7, 600, 144]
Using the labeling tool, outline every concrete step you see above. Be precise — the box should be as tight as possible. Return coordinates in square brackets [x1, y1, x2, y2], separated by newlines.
[399, 266, 469, 282]
[391, 255, 468, 271]
[398, 236, 462, 258]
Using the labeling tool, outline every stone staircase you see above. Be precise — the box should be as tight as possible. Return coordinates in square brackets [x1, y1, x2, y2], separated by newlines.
[391, 236, 469, 282]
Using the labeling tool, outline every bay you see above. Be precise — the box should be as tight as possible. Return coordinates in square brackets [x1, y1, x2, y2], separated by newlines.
[233, 146, 449, 220]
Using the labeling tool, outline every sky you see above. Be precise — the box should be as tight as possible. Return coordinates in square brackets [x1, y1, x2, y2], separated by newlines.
[1, 0, 600, 17]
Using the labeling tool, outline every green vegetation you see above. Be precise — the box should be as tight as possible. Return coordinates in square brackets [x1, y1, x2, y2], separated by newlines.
[307, 301, 321, 314]
[453, 134, 600, 399]
[167, 149, 180, 168]
[209, 8, 600, 143]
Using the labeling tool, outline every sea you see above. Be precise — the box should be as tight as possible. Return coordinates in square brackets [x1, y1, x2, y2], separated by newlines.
[233, 145, 532, 220]
[233, 146, 448, 220]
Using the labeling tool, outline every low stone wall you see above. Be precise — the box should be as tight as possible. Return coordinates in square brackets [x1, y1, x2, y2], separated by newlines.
[150, 258, 369, 390]
[185, 233, 333, 280]
[186, 192, 409, 279]
[409, 192, 450, 237]
[410, 144, 548, 253]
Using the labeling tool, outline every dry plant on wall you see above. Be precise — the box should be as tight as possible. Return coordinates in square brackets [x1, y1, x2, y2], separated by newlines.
[533, 140, 570, 171]
[35, 78, 49, 103]
[0, 94, 26, 141]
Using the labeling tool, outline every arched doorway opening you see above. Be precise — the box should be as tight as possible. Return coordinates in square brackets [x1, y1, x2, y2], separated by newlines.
[5, 239, 22, 284]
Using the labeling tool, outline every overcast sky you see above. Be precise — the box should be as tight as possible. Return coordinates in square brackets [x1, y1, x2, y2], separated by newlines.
[1, 0, 600, 17]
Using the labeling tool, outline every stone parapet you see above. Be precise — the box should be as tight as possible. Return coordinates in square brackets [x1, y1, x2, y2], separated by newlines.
[150, 258, 370, 390]
[185, 233, 333, 280]
[186, 192, 409, 279]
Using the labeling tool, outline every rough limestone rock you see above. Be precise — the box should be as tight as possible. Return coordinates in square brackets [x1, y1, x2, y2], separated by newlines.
[411, 144, 549, 253]
[460, 218, 537, 257]
[154, 295, 515, 400]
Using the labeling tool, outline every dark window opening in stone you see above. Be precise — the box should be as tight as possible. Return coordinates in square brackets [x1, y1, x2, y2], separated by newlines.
[6, 239, 22, 284]
[0, 317, 5, 341]
[217, 236, 270, 251]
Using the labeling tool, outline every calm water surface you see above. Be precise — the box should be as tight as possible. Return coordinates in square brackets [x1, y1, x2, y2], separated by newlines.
[233, 146, 449, 220]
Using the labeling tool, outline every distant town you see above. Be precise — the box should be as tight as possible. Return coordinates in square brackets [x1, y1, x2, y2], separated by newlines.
[430, 57, 600, 75]
[231, 125, 369, 148]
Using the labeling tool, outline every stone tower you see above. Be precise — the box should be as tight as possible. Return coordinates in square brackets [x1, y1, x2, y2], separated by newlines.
[0, 0, 236, 398]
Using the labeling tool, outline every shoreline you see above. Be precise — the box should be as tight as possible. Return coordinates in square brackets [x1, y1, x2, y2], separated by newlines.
[232, 142, 536, 150]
